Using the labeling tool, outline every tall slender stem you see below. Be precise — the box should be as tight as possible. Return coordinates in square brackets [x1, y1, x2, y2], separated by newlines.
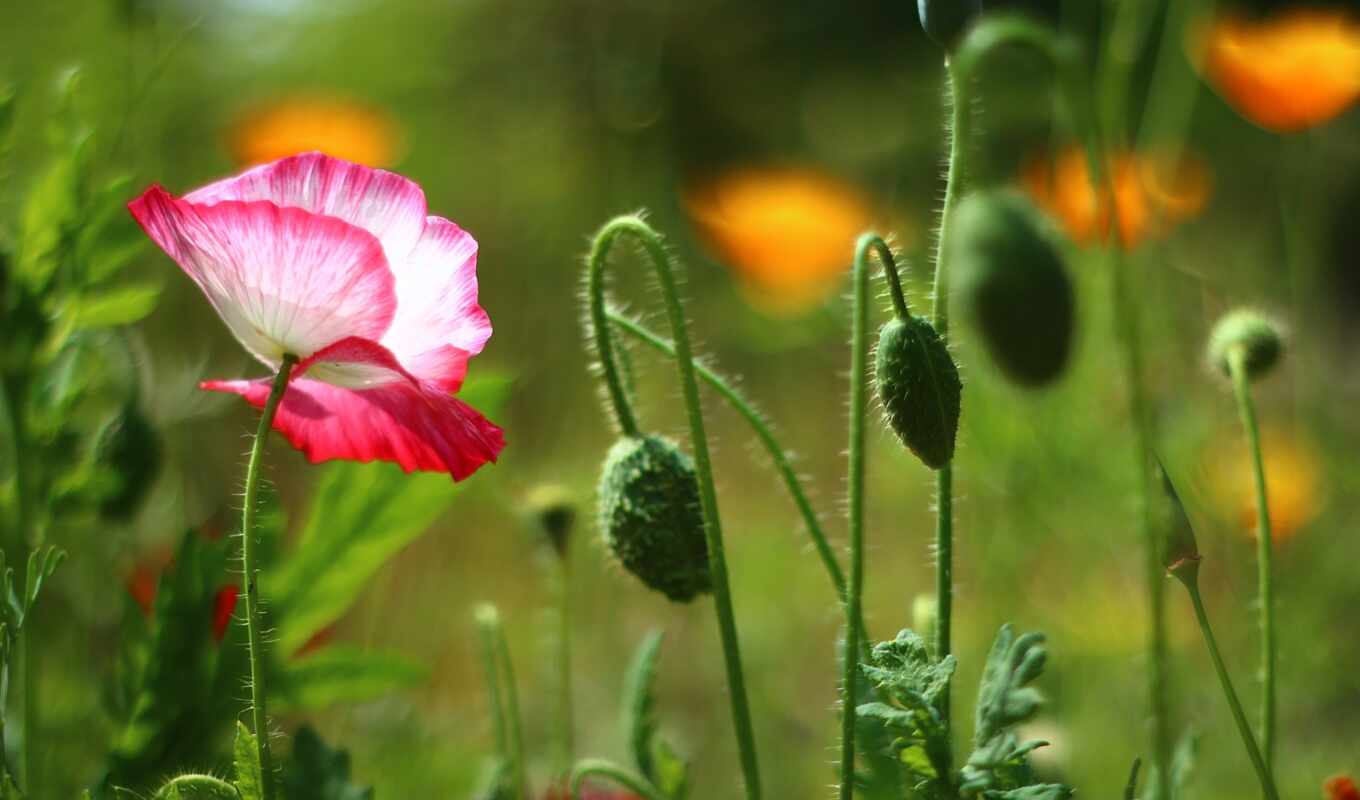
[930, 59, 969, 741]
[837, 235, 876, 800]
[557, 549, 575, 777]
[497, 618, 528, 800]
[1227, 348, 1276, 769]
[476, 605, 527, 800]
[1181, 577, 1279, 800]
[587, 217, 762, 800]
[240, 353, 296, 800]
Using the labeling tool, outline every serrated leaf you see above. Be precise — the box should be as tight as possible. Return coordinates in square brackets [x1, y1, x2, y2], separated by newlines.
[70, 282, 162, 330]
[862, 629, 956, 710]
[268, 461, 470, 657]
[233, 722, 265, 800]
[621, 631, 663, 781]
[961, 624, 1059, 796]
[996, 784, 1074, 800]
[273, 646, 427, 711]
[281, 726, 372, 800]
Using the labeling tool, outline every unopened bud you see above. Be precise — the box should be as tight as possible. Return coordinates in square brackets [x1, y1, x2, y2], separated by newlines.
[1207, 309, 1283, 382]
[526, 484, 576, 557]
[875, 315, 962, 469]
[1156, 460, 1201, 587]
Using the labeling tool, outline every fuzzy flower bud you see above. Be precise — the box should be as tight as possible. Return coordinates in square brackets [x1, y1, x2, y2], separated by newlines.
[597, 435, 711, 603]
[875, 315, 962, 469]
[919, 0, 981, 49]
[951, 190, 1074, 388]
[1207, 309, 1283, 382]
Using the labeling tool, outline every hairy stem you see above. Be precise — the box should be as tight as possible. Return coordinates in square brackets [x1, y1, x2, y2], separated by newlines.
[1228, 348, 1276, 770]
[570, 759, 667, 800]
[240, 353, 297, 800]
[588, 217, 762, 800]
[1182, 577, 1279, 800]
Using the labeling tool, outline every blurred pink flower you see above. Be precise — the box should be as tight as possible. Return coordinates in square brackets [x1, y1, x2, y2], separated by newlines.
[130, 152, 504, 480]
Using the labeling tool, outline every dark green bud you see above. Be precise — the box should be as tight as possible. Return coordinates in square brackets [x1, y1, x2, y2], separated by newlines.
[1155, 460, 1200, 587]
[1207, 309, 1283, 382]
[526, 484, 576, 557]
[951, 190, 1074, 388]
[598, 435, 711, 603]
[93, 404, 162, 521]
[919, 0, 981, 49]
[875, 315, 962, 469]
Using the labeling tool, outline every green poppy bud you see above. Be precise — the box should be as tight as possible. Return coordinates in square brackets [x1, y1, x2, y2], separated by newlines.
[93, 404, 162, 521]
[919, 0, 981, 49]
[598, 435, 711, 603]
[526, 484, 576, 557]
[1155, 460, 1200, 587]
[875, 315, 962, 469]
[1207, 309, 1283, 382]
[951, 190, 1074, 387]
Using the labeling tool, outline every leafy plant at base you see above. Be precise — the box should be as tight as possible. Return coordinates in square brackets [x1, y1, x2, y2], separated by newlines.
[858, 626, 1071, 800]
[0, 547, 64, 794]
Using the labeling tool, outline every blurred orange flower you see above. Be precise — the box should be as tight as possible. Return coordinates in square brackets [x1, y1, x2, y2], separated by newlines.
[1192, 8, 1360, 133]
[1204, 428, 1323, 544]
[1021, 146, 1210, 249]
[228, 97, 402, 167]
[684, 166, 874, 314]
[1326, 775, 1360, 800]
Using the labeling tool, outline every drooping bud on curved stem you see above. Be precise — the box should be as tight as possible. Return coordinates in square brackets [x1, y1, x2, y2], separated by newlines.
[1155, 460, 1200, 587]
[584, 215, 762, 800]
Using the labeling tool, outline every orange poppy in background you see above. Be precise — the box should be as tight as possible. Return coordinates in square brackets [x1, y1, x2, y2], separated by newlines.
[1204, 428, 1323, 544]
[228, 96, 402, 167]
[1021, 146, 1211, 249]
[1192, 8, 1360, 133]
[684, 166, 874, 314]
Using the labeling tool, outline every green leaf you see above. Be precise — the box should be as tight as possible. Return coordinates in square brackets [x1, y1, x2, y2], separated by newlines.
[273, 646, 427, 711]
[76, 176, 147, 284]
[1170, 729, 1200, 800]
[233, 722, 265, 800]
[70, 282, 162, 330]
[281, 726, 372, 800]
[651, 736, 689, 800]
[858, 629, 954, 787]
[15, 153, 78, 291]
[22, 545, 65, 618]
[996, 784, 1074, 800]
[862, 629, 956, 711]
[267, 460, 471, 656]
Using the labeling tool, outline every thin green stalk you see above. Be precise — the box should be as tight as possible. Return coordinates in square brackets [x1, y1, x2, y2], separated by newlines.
[1227, 348, 1276, 769]
[1181, 576, 1279, 800]
[606, 311, 846, 603]
[587, 216, 762, 800]
[476, 610, 509, 762]
[557, 550, 575, 777]
[497, 618, 528, 799]
[476, 605, 527, 800]
[239, 352, 297, 800]
[570, 758, 668, 800]
[930, 59, 969, 739]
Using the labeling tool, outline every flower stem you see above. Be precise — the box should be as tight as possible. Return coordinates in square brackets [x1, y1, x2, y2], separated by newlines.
[1227, 347, 1276, 770]
[569, 758, 667, 800]
[1180, 575, 1279, 800]
[557, 547, 575, 777]
[240, 353, 296, 800]
[930, 58, 969, 742]
[606, 311, 847, 604]
[476, 605, 527, 800]
[588, 216, 762, 800]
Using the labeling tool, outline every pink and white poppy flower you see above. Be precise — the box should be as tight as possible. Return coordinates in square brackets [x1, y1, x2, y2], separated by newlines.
[130, 152, 504, 480]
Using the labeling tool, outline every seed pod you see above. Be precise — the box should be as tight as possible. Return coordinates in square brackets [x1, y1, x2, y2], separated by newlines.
[919, 0, 981, 49]
[597, 435, 711, 603]
[93, 404, 162, 521]
[951, 190, 1074, 387]
[875, 315, 962, 469]
[1207, 309, 1283, 382]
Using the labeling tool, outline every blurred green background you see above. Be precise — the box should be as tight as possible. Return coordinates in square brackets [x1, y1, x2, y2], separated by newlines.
[2, 0, 1359, 797]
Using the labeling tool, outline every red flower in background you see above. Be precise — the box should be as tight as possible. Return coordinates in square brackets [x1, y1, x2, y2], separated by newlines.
[130, 152, 504, 480]
[1326, 775, 1360, 800]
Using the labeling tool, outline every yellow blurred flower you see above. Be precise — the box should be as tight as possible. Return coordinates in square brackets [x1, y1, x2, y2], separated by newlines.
[1021, 146, 1210, 249]
[228, 96, 402, 168]
[684, 166, 874, 314]
[1191, 8, 1360, 133]
[1204, 428, 1323, 544]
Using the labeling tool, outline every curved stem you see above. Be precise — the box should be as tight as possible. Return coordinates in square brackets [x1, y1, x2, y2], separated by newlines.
[606, 311, 846, 603]
[588, 216, 762, 800]
[570, 759, 667, 800]
[587, 228, 642, 438]
[1182, 578, 1279, 800]
[1228, 348, 1276, 770]
[240, 353, 297, 800]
